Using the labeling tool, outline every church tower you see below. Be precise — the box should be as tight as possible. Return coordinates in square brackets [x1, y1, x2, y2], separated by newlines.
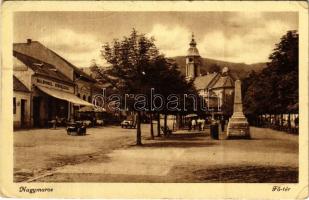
[186, 33, 201, 80]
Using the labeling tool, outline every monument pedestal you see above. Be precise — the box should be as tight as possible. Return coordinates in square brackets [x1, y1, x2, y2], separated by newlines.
[226, 80, 250, 139]
[227, 112, 250, 138]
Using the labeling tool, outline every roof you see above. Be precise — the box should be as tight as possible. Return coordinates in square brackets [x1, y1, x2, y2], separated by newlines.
[194, 73, 218, 90]
[187, 34, 200, 57]
[13, 76, 30, 93]
[187, 47, 200, 57]
[13, 40, 96, 82]
[211, 75, 234, 89]
[14, 51, 73, 84]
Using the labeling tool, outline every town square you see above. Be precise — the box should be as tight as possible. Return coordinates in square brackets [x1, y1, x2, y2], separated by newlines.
[14, 124, 298, 182]
[11, 11, 299, 183]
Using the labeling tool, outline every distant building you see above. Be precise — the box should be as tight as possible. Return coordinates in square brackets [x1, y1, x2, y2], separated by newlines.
[185, 34, 237, 111]
[13, 75, 31, 128]
[13, 39, 96, 128]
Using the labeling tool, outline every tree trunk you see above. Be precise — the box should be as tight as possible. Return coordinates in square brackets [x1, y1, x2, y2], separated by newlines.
[157, 112, 161, 137]
[150, 113, 154, 139]
[288, 113, 291, 131]
[164, 114, 167, 136]
[280, 113, 284, 130]
[136, 111, 142, 145]
[176, 114, 181, 130]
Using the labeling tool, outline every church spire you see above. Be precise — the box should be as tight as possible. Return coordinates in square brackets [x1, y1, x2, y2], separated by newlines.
[186, 32, 201, 80]
[189, 32, 196, 47]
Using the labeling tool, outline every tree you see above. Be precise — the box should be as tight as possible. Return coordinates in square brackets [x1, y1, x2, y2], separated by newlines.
[96, 29, 159, 145]
[243, 30, 298, 128]
[92, 29, 198, 144]
[208, 64, 221, 73]
[144, 56, 198, 136]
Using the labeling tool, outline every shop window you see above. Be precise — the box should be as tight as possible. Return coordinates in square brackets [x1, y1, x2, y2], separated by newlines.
[83, 95, 86, 100]
[13, 98, 16, 114]
[88, 96, 91, 103]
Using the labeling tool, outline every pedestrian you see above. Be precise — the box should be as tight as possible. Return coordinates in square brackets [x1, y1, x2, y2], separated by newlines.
[54, 115, 59, 129]
[200, 118, 205, 131]
[197, 118, 201, 131]
[92, 116, 96, 127]
[295, 116, 299, 128]
[191, 118, 196, 130]
[220, 116, 226, 132]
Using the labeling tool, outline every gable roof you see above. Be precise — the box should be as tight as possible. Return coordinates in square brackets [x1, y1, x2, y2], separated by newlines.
[13, 40, 96, 82]
[193, 72, 218, 90]
[13, 75, 30, 93]
[211, 75, 234, 89]
[14, 51, 73, 84]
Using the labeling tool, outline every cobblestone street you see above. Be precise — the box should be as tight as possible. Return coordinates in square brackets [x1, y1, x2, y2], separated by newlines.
[14, 125, 298, 183]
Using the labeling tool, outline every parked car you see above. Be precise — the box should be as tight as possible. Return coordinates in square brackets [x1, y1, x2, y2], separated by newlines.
[121, 120, 136, 129]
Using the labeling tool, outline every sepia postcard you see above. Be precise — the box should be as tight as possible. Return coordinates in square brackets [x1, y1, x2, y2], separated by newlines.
[0, 1, 308, 199]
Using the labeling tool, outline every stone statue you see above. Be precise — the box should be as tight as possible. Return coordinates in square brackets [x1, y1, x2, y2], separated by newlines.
[227, 80, 250, 139]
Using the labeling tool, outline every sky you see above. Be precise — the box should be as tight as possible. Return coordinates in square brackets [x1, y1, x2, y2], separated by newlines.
[14, 12, 298, 67]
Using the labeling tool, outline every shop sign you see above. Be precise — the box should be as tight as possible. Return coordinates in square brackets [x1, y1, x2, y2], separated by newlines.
[35, 77, 74, 93]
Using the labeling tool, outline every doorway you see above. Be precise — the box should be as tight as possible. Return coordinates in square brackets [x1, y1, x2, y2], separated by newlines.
[20, 99, 26, 127]
[33, 97, 41, 127]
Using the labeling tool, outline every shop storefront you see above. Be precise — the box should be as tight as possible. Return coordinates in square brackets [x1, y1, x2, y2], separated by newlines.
[31, 76, 93, 127]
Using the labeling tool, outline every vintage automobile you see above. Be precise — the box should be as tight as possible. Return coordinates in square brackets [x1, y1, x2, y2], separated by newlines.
[121, 120, 136, 129]
[66, 121, 87, 136]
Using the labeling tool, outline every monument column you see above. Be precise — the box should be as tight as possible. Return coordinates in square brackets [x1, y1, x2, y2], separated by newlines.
[227, 80, 250, 139]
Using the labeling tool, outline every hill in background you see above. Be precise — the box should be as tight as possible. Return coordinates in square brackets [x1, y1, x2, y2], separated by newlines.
[172, 56, 267, 79]
[81, 56, 267, 80]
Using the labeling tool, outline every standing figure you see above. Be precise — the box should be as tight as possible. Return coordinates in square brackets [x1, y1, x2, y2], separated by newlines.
[191, 118, 196, 130]
[220, 117, 226, 132]
[295, 116, 299, 128]
[188, 120, 191, 131]
[197, 118, 201, 131]
[200, 118, 205, 131]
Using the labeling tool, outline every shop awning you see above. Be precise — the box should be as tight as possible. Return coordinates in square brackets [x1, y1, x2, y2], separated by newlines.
[37, 86, 93, 106]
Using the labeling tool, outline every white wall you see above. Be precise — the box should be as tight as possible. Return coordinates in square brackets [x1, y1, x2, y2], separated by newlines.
[13, 57, 34, 91]
[13, 91, 31, 128]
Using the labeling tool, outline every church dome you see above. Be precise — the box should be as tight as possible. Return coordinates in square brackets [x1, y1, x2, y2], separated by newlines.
[187, 33, 200, 57]
[187, 46, 200, 56]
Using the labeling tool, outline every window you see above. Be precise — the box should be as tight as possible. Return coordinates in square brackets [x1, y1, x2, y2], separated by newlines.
[77, 93, 80, 98]
[13, 98, 16, 114]
[88, 96, 91, 103]
[83, 95, 86, 100]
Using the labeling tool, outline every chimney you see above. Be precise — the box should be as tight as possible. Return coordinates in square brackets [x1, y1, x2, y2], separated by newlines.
[27, 39, 32, 44]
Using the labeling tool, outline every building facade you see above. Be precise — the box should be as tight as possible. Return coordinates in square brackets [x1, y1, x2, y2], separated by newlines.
[13, 39, 96, 128]
[13, 76, 31, 128]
